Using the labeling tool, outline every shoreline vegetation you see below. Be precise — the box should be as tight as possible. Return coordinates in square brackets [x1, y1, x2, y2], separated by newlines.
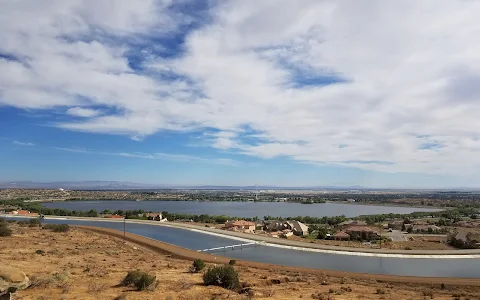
[0, 198, 477, 225]
[4, 188, 480, 209]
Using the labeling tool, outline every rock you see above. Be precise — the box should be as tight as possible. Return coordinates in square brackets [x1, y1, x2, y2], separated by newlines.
[0, 266, 30, 297]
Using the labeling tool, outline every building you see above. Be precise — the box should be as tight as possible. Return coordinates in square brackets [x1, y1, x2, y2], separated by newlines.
[333, 231, 350, 241]
[412, 224, 441, 233]
[451, 231, 480, 249]
[284, 220, 309, 236]
[145, 212, 163, 221]
[8, 210, 31, 215]
[263, 220, 284, 232]
[387, 220, 404, 230]
[224, 220, 256, 233]
[345, 226, 380, 241]
[104, 214, 124, 219]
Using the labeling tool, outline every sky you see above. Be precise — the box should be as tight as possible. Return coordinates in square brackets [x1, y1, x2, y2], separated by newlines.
[1, 0, 480, 188]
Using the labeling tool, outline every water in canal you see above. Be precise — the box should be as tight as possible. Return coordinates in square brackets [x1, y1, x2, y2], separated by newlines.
[37, 218, 478, 278]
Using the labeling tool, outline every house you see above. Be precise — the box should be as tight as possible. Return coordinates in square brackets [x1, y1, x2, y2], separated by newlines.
[333, 231, 350, 241]
[224, 220, 255, 233]
[9, 210, 31, 215]
[145, 212, 163, 221]
[263, 220, 285, 232]
[412, 224, 441, 233]
[345, 226, 380, 241]
[387, 220, 404, 230]
[284, 220, 309, 236]
[451, 231, 480, 249]
[105, 214, 124, 219]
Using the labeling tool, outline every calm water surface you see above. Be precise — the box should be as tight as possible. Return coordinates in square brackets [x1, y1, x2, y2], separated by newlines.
[32, 218, 480, 278]
[43, 200, 440, 218]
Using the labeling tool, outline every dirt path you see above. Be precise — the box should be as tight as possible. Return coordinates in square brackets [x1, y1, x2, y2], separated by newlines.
[77, 225, 480, 286]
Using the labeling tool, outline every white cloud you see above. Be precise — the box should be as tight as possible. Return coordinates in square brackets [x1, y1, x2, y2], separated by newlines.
[13, 141, 34, 146]
[51, 147, 239, 166]
[66, 107, 101, 118]
[2, 1, 480, 176]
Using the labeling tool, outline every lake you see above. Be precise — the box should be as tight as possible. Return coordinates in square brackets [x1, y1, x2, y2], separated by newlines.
[42, 200, 441, 218]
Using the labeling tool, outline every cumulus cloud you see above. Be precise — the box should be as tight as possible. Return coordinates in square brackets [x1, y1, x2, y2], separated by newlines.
[1, 1, 480, 176]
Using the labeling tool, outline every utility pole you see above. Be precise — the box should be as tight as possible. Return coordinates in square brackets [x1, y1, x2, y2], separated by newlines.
[123, 217, 126, 242]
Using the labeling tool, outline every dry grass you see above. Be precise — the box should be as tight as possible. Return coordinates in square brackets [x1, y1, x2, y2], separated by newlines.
[2, 225, 480, 300]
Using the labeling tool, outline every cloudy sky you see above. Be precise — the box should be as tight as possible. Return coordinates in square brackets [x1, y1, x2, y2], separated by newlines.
[1, 0, 479, 188]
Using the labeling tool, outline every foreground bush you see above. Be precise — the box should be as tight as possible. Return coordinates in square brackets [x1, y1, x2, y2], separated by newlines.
[42, 224, 69, 232]
[121, 270, 157, 291]
[202, 265, 240, 291]
[192, 259, 205, 272]
[0, 225, 12, 237]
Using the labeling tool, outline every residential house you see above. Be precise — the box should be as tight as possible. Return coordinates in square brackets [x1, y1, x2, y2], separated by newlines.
[104, 214, 124, 219]
[412, 224, 441, 233]
[8, 210, 38, 216]
[387, 220, 404, 230]
[333, 231, 350, 241]
[145, 212, 163, 221]
[345, 226, 380, 241]
[451, 231, 480, 249]
[9, 210, 31, 215]
[263, 220, 285, 232]
[284, 220, 309, 236]
[224, 220, 256, 233]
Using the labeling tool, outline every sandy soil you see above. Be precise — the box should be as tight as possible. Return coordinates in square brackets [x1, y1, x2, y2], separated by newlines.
[2, 224, 480, 300]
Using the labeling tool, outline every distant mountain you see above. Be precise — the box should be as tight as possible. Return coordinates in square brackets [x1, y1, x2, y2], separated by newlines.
[0, 181, 478, 191]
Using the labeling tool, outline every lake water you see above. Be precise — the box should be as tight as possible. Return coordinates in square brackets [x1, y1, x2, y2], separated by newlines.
[25, 218, 480, 277]
[43, 200, 441, 218]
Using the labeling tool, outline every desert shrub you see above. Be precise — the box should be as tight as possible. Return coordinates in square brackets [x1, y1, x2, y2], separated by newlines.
[35, 249, 45, 255]
[192, 259, 205, 272]
[228, 259, 236, 266]
[43, 224, 69, 232]
[134, 273, 156, 291]
[0, 225, 12, 237]
[203, 265, 240, 291]
[376, 288, 386, 294]
[121, 270, 143, 286]
[440, 283, 446, 290]
[121, 270, 156, 291]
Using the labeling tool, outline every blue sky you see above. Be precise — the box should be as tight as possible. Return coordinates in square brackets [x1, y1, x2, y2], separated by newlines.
[1, 1, 480, 188]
